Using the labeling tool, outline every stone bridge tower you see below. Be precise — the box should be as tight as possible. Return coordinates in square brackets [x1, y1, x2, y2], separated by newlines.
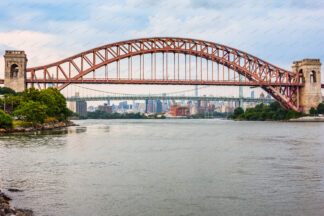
[292, 59, 322, 113]
[4, 50, 27, 92]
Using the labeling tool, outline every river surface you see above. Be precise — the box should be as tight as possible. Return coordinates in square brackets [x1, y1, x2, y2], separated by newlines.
[1, 119, 324, 216]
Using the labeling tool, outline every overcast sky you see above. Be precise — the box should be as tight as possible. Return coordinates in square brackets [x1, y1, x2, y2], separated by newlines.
[0, 0, 323, 99]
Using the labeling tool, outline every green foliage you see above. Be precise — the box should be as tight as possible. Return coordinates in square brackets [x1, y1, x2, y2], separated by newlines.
[190, 112, 230, 119]
[21, 88, 41, 102]
[229, 102, 303, 121]
[231, 107, 244, 119]
[0, 94, 21, 113]
[309, 107, 318, 116]
[20, 87, 70, 121]
[317, 103, 324, 114]
[38, 88, 69, 120]
[87, 110, 147, 119]
[0, 109, 14, 129]
[0, 87, 16, 95]
[14, 101, 47, 125]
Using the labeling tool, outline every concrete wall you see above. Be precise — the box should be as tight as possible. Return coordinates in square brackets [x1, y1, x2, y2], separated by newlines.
[292, 59, 322, 113]
[4, 50, 27, 92]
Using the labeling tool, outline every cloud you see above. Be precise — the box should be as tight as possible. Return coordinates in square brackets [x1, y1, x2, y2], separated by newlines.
[0, 0, 323, 83]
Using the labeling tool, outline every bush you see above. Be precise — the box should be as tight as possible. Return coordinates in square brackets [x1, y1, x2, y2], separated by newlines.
[21, 87, 69, 120]
[317, 103, 324, 114]
[0, 87, 16, 95]
[0, 109, 14, 129]
[14, 101, 47, 126]
[228, 102, 302, 121]
[231, 107, 244, 119]
[309, 107, 318, 116]
[44, 117, 59, 123]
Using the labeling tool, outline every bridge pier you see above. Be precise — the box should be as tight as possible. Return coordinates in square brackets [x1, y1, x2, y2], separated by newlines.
[292, 59, 322, 114]
[4, 51, 27, 92]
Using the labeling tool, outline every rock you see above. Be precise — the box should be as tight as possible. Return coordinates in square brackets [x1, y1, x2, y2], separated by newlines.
[15, 209, 33, 216]
[0, 198, 9, 205]
[7, 188, 23, 193]
[14, 128, 26, 132]
[24, 128, 34, 132]
[0, 192, 11, 201]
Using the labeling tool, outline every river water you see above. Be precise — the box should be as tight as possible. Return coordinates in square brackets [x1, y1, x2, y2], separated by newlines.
[1, 119, 324, 216]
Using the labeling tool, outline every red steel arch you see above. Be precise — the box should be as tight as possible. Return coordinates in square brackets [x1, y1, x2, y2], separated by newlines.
[26, 37, 302, 111]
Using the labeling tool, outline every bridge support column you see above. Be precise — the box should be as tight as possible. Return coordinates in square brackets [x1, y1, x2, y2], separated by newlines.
[292, 59, 322, 113]
[4, 51, 27, 92]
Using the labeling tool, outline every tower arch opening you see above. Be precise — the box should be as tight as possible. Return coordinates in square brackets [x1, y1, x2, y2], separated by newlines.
[310, 70, 316, 83]
[299, 69, 305, 83]
[10, 64, 19, 78]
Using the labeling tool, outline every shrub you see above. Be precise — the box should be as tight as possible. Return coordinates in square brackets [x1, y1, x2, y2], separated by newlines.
[14, 101, 47, 126]
[317, 103, 324, 114]
[44, 117, 59, 123]
[309, 107, 318, 116]
[0, 109, 14, 129]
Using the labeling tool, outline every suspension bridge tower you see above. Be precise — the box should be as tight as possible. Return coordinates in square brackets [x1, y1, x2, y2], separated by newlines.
[4, 50, 27, 92]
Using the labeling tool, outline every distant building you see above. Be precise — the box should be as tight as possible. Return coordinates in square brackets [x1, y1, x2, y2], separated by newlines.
[251, 90, 255, 99]
[98, 103, 113, 114]
[147, 100, 163, 113]
[76, 101, 87, 117]
[87, 106, 96, 112]
[190, 105, 198, 115]
[169, 103, 189, 116]
[68, 101, 87, 117]
[260, 92, 265, 98]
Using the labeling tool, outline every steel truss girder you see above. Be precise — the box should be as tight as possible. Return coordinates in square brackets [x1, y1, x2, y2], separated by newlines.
[26, 37, 302, 110]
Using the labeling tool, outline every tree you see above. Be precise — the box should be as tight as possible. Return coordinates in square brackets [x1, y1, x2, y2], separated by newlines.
[21, 88, 41, 102]
[20, 87, 70, 121]
[0, 87, 16, 95]
[38, 88, 68, 120]
[317, 103, 324, 114]
[309, 107, 318, 116]
[231, 107, 244, 119]
[14, 101, 47, 126]
[0, 109, 13, 129]
[270, 102, 281, 112]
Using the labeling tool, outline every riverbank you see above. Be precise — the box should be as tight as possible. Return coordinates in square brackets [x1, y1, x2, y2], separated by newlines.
[289, 116, 324, 122]
[0, 121, 77, 134]
[0, 190, 33, 216]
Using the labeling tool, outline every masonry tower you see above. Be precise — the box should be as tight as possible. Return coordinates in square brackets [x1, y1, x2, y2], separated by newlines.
[4, 50, 27, 92]
[292, 59, 322, 113]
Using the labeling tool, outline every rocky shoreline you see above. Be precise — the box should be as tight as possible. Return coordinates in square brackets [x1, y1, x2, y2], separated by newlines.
[0, 190, 33, 216]
[0, 121, 77, 134]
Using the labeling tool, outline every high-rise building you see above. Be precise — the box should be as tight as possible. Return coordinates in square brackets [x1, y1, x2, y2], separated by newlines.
[76, 101, 87, 117]
[98, 103, 113, 114]
[156, 100, 162, 113]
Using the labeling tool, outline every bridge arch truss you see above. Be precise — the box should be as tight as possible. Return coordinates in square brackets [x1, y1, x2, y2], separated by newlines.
[26, 37, 302, 111]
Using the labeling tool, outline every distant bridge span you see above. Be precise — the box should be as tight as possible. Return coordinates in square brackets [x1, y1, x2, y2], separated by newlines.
[2, 37, 323, 112]
[66, 95, 275, 103]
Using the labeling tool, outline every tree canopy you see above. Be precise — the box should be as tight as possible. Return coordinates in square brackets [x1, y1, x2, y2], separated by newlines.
[0, 109, 14, 129]
[229, 102, 303, 121]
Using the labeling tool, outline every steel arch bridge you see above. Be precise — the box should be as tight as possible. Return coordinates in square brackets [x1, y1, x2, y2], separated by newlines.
[23, 37, 305, 111]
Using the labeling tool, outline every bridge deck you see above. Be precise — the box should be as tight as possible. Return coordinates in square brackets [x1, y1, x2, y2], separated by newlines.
[26, 79, 303, 87]
[66, 95, 275, 103]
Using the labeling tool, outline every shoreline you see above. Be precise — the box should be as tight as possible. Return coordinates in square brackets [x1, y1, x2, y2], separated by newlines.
[0, 121, 77, 135]
[288, 116, 324, 122]
[0, 189, 33, 216]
